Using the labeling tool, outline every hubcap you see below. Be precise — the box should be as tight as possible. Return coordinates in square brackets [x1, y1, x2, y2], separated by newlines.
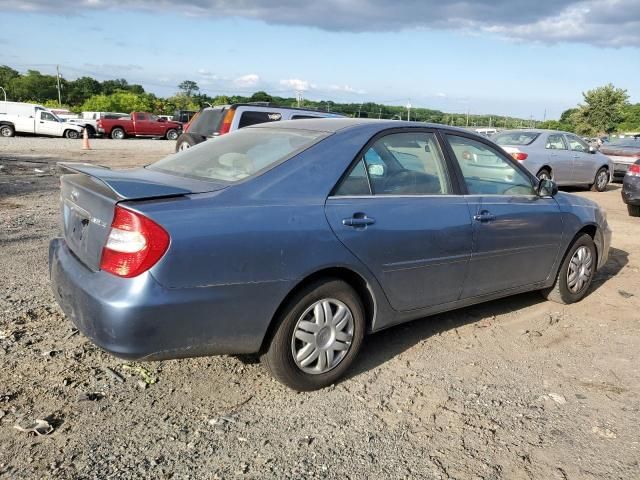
[0, 127, 10, 136]
[597, 171, 608, 190]
[567, 246, 593, 294]
[291, 298, 354, 375]
[179, 142, 190, 150]
[538, 171, 550, 181]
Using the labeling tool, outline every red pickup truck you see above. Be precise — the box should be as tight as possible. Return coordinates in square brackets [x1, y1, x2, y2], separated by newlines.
[97, 112, 182, 140]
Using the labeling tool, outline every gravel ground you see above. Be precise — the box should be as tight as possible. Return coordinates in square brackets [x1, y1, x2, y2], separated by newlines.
[1, 137, 639, 479]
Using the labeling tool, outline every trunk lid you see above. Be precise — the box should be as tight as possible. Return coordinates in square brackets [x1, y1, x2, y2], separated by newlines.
[58, 162, 227, 271]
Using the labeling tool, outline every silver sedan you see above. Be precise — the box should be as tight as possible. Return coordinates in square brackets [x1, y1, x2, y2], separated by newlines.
[493, 129, 613, 191]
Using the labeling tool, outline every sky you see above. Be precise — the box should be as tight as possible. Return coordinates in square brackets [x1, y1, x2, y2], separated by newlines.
[0, 0, 638, 119]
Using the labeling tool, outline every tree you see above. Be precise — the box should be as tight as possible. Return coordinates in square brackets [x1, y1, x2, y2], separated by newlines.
[249, 91, 273, 103]
[178, 80, 199, 97]
[572, 84, 629, 135]
[65, 76, 102, 105]
[81, 92, 154, 113]
[0, 65, 19, 91]
[7, 70, 60, 103]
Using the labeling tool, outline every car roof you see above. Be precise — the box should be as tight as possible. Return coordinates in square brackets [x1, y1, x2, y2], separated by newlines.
[249, 117, 481, 135]
[498, 128, 576, 135]
[203, 103, 343, 115]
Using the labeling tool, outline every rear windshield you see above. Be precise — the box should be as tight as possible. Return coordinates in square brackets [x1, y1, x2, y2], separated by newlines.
[148, 128, 328, 182]
[188, 109, 226, 137]
[606, 137, 640, 147]
[493, 131, 540, 146]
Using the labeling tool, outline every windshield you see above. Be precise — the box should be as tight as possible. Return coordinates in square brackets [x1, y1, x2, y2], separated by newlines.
[148, 127, 328, 182]
[493, 131, 540, 146]
[188, 108, 226, 137]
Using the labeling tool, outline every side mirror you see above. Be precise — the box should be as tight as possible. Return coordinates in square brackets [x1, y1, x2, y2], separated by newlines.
[589, 145, 597, 154]
[537, 178, 558, 197]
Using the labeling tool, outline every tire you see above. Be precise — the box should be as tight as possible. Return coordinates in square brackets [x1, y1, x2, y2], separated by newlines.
[65, 129, 80, 139]
[541, 234, 596, 304]
[0, 124, 15, 137]
[175, 134, 196, 152]
[590, 167, 609, 192]
[628, 204, 640, 217]
[261, 279, 365, 391]
[537, 168, 552, 182]
[84, 125, 96, 137]
[111, 128, 125, 140]
[165, 129, 179, 141]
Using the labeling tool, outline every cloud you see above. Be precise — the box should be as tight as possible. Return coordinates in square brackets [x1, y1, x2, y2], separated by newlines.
[1, 0, 639, 48]
[328, 84, 366, 94]
[233, 73, 260, 87]
[279, 78, 315, 92]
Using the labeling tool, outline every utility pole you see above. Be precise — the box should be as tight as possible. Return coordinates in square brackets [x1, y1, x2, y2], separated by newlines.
[543, 108, 547, 122]
[466, 108, 469, 127]
[406, 102, 411, 121]
[56, 65, 62, 107]
[295, 91, 302, 107]
[378, 107, 382, 119]
[357, 103, 362, 118]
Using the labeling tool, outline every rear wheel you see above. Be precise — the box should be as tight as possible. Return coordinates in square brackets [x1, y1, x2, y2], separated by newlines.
[65, 129, 80, 139]
[628, 204, 640, 217]
[0, 124, 15, 137]
[541, 234, 596, 304]
[175, 134, 196, 152]
[537, 168, 552, 182]
[111, 128, 125, 140]
[165, 129, 179, 141]
[261, 279, 365, 391]
[590, 167, 609, 192]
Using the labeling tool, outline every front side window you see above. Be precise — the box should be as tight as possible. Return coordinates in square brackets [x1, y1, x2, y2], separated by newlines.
[566, 135, 589, 152]
[546, 134, 567, 150]
[41, 112, 57, 122]
[335, 132, 450, 196]
[446, 134, 534, 196]
[149, 127, 327, 182]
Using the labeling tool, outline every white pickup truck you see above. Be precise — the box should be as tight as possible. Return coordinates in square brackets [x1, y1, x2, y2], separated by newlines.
[0, 101, 84, 138]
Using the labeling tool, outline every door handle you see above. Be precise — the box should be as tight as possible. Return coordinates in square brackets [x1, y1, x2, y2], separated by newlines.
[473, 210, 495, 222]
[343, 214, 375, 228]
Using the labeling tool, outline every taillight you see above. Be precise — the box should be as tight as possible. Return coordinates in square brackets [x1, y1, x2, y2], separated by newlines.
[511, 152, 528, 161]
[218, 108, 235, 135]
[100, 206, 169, 278]
[627, 164, 640, 177]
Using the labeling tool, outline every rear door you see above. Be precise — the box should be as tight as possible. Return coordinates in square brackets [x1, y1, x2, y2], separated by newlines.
[443, 132, 563, 298]
[325, 129, 472, 312]
[544, 133, 574, 183]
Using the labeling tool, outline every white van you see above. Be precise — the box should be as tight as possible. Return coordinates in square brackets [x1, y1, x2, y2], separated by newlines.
[0, 101, 84, 138]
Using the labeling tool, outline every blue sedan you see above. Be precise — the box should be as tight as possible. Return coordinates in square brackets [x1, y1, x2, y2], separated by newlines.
[50, 119, 611, 390]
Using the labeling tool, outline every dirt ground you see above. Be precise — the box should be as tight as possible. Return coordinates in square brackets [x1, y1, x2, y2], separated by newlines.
[0, 137, 638, 479]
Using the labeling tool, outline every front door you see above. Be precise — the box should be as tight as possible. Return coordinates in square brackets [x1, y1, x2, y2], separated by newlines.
[325, 130, 472, 312]
[35, 111, 63, 136]
[443, 133, 564, 298]
[565, 134, 594, 184]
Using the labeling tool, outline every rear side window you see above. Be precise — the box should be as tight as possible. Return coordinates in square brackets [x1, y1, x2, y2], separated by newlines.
[493, 131, 539, 146]
[238, 111, 282, 128]
[546, 134, 567, 150]
[135, 113, 146, 121]
[149, 128, 327, 183]
[188, 109, 226, 137]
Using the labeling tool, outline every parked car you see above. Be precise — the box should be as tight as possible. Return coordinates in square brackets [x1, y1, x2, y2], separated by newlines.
[492, 129, 613, 191]
[175, 103, 343, 151]
[50, 119, 611, 391]
[97, 112, 182, 140]
[172, 109, 197, 124]
[0, 101, 84, 138]
[622, 159, 640, 216]
[599, 136, 640, 180]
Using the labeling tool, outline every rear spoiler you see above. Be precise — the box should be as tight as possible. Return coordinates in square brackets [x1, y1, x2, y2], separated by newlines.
[56, 162, 195, 200]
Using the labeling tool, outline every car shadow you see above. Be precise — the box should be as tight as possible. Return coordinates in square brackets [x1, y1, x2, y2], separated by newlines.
[590, 247, 628, 293]
[347, 291, 545, 380]
[346, 247, 628, 380]
[561, 184, 621, 193]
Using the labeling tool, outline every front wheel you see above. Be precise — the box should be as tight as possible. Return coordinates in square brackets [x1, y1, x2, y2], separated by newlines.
[165, 129, 179, 141]
[590, 167, 609, 192]
[541, 234, 596, 304]
[261, 279, 365, 391]
[65, 129, 80, 139]
[628, 204, 640, 217]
